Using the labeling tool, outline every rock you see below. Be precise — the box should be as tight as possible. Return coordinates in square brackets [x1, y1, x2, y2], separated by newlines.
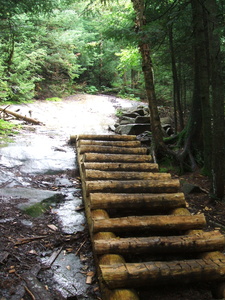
[181, 183, 205, 195]
[119, 117, 136, 125]
[135, 116, 150, 124]
[115, 124, 151, 135]
[120, 112, 140, 118]
[137, 131, 152, 142]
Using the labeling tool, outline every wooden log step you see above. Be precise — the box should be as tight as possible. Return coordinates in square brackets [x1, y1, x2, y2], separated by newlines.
[83, 153, 152, 163]
[86, 179, 180, 195]
[77, 139, 142, 147]
[89, 193, 186, 210]
[84, 162, 159, 172]
[85, 170, 171, 181]
[79, 145, 147, 155]
[92, 214, 206, 233]
[100, 257, 225, 289]
[73, 134, 137, 141]
[94, 231, 225, 255]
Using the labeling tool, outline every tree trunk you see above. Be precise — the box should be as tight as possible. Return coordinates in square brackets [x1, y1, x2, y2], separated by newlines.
[207, 0, 225, 199]
[190, 0, 212, 175]
[168, 24, 184, 132]
[131, 0, 166, 154]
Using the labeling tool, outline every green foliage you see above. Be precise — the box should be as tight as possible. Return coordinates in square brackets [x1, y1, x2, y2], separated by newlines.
[115, 109, 123, 117]
[159, 156, 180, 174]
[115, 47, 141, 75]
[0, 119, 19, 136]
[84, 85, 99, 94]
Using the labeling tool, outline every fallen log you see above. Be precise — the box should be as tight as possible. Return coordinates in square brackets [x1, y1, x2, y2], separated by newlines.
[100, 258, 225, 289]
[94, 231, 225, 255]
[84, 162, 158, 172]
[0, 108, 43, 125]
[83, 153, 152, 163]
[92, 214, 206, 233]
[79, 145, 147, 155]
[90, 192, 185, 210]
[85, 170, 171, 181]
[86, 179, 180, 195]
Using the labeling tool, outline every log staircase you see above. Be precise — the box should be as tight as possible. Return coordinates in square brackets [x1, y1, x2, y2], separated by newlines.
[70, 134, 225, 300]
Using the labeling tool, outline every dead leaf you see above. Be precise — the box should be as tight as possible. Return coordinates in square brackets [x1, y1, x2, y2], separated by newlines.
[204, 206, 212, 211]
[66, 248, 73, 253]
[47, 224, 58, 231]
[9, 268, 16, 274]
[86, 271, 95, 284]
[66, 265, 71, 270]
[28, 249, 38, 255]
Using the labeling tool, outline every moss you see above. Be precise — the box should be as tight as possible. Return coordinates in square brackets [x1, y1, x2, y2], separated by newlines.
[23, 194, 65, 217]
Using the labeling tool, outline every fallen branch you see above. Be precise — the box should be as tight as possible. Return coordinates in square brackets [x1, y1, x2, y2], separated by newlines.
[14, 235, 48, 246]
[42, 246, 63, 269]
[0, 107, 43, 125]
[75, 239, 87, 255]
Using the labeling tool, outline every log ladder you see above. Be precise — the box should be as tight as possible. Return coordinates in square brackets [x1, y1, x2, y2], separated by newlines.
[70, 134, 225, 300]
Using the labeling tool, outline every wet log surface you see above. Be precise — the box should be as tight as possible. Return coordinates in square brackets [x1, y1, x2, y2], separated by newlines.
[85, 169, 171, 180]
[89, 192, 185, 210]
[94, 231, 225, 254]
[100, 258, 225, 289]
[83, 162, 159, 171]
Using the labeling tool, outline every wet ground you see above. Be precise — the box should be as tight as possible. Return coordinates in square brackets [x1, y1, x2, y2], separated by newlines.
[0, 94, 141, 300]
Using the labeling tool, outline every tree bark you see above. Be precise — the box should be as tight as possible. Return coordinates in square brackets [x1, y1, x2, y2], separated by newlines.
[85, 169, 171, 180]
[83, 153, 152, 163]
[131, 0, 166, 154]
[190, 0, 212, 174]
[168, 23, 184, 132]
[77, 140, 141, 147]
[100, 258, 225, 289]
[92, 214, 206, 233]
[89, 192, 185, 210]
[79, 145, 147, 155]
[86, 179, 180, 195]
[207, 0, 225, 199]
[83, 162, 158, 172]
[94, 231, 225, 255]
[72, 134, 137, 142]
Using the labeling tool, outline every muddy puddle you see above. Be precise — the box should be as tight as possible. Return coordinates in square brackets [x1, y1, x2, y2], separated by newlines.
[0, 94, 140, 299]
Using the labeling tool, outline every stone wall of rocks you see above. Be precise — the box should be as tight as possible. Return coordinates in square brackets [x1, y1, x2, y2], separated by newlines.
[111, 105, 173, 138]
